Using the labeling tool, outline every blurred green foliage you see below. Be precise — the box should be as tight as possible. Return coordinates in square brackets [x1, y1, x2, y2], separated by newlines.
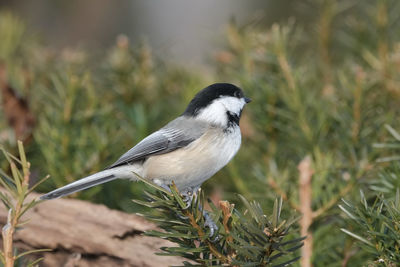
[340, 189, 400, 266]
[339, 126, 400, 266]
[1, 0, 400, 265]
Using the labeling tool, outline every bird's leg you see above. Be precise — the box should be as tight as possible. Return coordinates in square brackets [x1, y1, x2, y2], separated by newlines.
[154, 181, 191, 219]
[158, 183, 218, 239]
[154, 180, 199, 208]
[154, 180, 198, 207]
[153, 179, 175, 193]
[201, 207, 218, 239]
[158, 183, 172, 193]
[181, 186, 218, 238]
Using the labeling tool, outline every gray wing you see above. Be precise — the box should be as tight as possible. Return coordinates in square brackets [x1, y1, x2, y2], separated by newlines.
[107, 117, 208, 169]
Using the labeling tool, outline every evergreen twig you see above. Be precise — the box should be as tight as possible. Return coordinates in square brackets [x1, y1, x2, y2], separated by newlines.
[0, 141, 51, 266]
[133, 179, 304, 266]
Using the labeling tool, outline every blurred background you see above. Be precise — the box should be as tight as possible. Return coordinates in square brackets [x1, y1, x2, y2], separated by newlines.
[1, 0, 400, 266]
[0, 0, 293, 65]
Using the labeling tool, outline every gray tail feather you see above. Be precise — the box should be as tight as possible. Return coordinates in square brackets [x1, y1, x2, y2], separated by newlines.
[40, 171, 118, 200]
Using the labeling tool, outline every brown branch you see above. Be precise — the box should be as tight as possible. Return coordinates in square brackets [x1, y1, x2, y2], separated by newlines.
[2, 209, 14, 267]
[298, 156, 314, 267]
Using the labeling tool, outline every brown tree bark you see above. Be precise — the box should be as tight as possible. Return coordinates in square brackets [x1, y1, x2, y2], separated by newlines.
[0, 192, 184, 267]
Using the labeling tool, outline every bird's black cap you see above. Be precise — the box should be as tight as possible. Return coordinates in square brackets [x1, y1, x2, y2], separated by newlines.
[183, 83, 247, 116]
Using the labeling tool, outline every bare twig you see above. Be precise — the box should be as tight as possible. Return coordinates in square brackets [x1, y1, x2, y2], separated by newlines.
[2, 210, 14, 267]
[298, 156, 314, 267]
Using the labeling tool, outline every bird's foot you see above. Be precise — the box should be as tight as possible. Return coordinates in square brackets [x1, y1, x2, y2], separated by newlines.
[153, 180, 173, 193]
[181, 187, 219, 239]
[155, 182, 198, 210]
[181, 186, 200, 209]
[203, 209, 219, 240]
[156, 183, 218, 239]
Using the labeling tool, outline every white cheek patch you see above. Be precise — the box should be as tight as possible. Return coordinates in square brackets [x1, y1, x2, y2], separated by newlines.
[196, 96, 245, 126]
[197, 100, 227, 126]
[219, 97, 246, 115]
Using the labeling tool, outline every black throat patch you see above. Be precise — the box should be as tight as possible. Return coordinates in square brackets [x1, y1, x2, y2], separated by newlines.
[227, 111, 240, 127]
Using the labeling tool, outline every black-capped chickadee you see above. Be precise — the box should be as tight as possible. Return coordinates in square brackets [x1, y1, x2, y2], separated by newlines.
[41, 83, 250, 202]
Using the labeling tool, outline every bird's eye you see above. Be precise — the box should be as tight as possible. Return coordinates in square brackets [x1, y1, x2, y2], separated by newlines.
[234, 91, 241, 98]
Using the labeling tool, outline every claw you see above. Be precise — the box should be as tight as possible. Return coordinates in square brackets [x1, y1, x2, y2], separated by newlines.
[177, 213, 188, 220]
[181, 186, 200, 209]
[156, 184, 218, 239]
[203, 209, 219, 241]
[181, 192, 193, 209]
[155, 181, 172, 193]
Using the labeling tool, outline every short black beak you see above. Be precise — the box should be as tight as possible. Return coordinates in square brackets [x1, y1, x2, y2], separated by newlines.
[244, 97, 251, 103]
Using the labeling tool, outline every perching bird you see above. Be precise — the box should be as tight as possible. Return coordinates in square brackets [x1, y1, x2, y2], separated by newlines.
[40, 83, 250, 234]
[41, 83, 250, 200]
[41, 83, 250, 202]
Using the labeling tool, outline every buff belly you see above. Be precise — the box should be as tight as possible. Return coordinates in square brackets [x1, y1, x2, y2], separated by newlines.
[142, 126, 241, 190]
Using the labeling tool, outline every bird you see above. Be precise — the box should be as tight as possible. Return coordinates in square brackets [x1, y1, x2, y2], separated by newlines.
[40, 83, 250, 230]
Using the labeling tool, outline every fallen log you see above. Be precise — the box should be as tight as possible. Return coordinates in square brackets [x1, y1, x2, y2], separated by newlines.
[0, 191, 184, 266]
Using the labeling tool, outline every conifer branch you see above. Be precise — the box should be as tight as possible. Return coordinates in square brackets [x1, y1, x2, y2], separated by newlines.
[0, 142, 51, 266]
[133, 179, 304, 266]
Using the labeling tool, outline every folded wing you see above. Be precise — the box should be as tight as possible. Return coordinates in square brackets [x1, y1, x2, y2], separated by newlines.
[107, 116, 208, 169]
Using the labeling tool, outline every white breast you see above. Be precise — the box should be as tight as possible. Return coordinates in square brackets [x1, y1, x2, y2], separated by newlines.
[143, 126, 242, 190]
